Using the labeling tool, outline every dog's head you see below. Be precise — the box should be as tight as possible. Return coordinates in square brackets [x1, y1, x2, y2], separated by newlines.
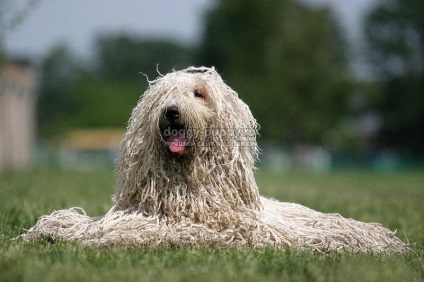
[115, 67, 261, 216]
[129, 66, 258, 160]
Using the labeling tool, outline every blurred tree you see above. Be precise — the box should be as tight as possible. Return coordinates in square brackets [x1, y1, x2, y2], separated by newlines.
[94, 34, 193, 80]
[68, 76, 143, 128]
[365, 0, 424, 151]
[37, 34, 194, 138]
[68, 34, 194, 128]
[197, 0, 352, 145]
[37, 44, 78, 138]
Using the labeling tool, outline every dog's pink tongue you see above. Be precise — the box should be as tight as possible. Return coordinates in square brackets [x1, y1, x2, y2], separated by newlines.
[168, 135, 186, 153]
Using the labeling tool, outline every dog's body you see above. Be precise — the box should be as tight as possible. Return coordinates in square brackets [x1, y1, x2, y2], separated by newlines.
[23, 67, 408, 253]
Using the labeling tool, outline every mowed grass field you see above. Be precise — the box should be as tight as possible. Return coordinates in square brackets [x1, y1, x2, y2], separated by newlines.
[1, 168, 423, 281]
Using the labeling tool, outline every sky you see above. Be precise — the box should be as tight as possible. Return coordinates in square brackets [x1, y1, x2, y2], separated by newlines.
[3, 0, 213, 57]
[3, 0, 379, 61]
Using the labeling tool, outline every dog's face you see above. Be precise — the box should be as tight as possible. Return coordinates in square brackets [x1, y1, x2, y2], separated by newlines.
[123, 67, 258, 165]
[157, 76, 216, 157]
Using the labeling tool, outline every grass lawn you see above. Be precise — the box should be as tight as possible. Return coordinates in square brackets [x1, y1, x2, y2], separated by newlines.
[0, 168, 423, 281]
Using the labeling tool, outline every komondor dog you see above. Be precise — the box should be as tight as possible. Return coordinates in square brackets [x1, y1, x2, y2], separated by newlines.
[22, 66, 408, 253]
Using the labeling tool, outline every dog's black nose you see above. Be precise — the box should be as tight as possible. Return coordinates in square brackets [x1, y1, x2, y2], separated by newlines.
[164, 106, 179, 122]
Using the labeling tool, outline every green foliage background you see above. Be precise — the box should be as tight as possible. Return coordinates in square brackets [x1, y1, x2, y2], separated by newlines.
[364, 0, 424, 151]
[30, 0, 424, 153]
[197, 0, 351, 144]
[35, 0, 353, 148]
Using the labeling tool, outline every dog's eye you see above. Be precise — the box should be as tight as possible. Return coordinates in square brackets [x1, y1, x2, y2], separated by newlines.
[194, 90, 205, 100]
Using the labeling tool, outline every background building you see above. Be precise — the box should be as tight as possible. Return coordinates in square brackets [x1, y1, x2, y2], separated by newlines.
[0, 60, 36, 170]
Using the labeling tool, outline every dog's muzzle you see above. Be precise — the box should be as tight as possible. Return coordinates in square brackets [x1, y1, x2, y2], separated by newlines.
[163, 106, 187, 154]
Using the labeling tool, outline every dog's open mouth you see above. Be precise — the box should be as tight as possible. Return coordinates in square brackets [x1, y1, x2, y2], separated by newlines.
[163, 124, 188, 154]
[168, 134, 187, 153]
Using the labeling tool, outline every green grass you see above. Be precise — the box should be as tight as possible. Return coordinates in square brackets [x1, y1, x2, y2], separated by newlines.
[1, 168, 423, 281]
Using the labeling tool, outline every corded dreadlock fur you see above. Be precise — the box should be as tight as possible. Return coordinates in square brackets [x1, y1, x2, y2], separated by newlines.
[21, 67, 409, 253]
